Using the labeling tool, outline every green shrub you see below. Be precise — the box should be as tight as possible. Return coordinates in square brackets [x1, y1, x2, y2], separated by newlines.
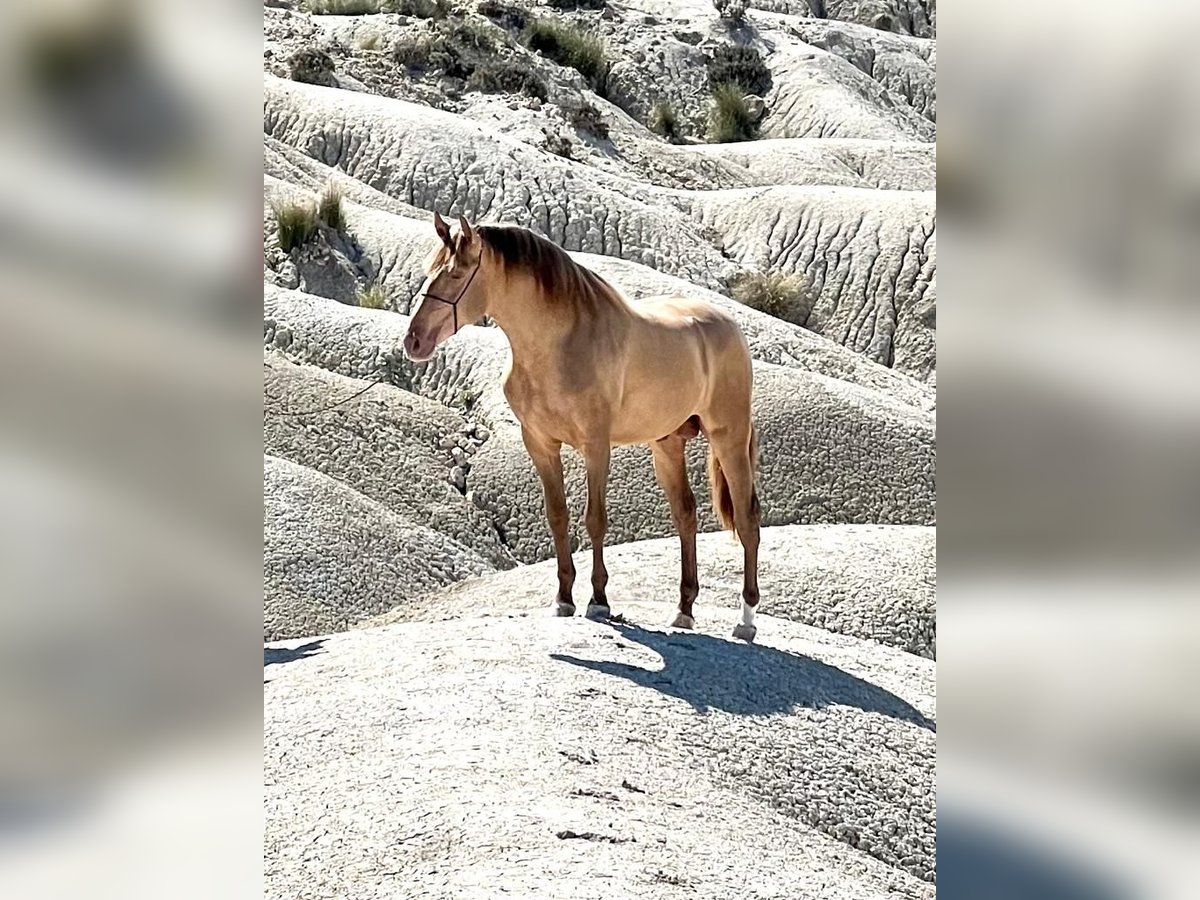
[568, 101, 609, 139]
[273, 199, 318, 252]
[649, 100, 682, 142]
[707, 82, 758, 142]
[288, 47, 336, 86]
[707, 44, 771, 96]
[306, 0, 385, 13]
[356, 283, 390, 310]
[545, 0, 606, 8]
[317, 182, 345, 232]
[478, 0, 531, 31]
[728, 271, 809, 324]
[467, 59, 548, 99]
[523, 18, 607, 92]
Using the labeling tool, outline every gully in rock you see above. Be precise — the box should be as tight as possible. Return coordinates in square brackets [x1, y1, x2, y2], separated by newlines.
[403, 212, 762, 640]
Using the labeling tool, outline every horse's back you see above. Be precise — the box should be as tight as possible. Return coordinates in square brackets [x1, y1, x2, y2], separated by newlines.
[607, 293, 751, 444]
[629, 294, 746, 351]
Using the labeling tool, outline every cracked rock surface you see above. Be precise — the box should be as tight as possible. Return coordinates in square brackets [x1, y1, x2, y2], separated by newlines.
[266, 607, 935, 899]
[265, 454, 494, 641]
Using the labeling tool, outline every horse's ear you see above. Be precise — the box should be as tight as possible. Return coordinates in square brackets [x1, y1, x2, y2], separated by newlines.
[433, 211, 453, 248]
[457, 215, 475, 247]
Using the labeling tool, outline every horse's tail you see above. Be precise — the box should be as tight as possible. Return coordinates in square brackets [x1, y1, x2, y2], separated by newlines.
[708, 426, 760, 539]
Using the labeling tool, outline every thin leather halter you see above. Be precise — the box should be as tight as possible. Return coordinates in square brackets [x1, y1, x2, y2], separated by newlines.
[417, 259, 481, 337]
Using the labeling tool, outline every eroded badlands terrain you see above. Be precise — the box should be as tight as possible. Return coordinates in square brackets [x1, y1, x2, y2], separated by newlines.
[264, 1, 935, 895]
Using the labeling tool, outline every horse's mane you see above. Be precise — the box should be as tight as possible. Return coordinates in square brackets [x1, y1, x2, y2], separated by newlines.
[476, 225, 625, 313]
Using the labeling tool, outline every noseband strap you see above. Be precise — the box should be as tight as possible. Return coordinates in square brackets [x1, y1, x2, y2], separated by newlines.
[417, 261, 481, 337]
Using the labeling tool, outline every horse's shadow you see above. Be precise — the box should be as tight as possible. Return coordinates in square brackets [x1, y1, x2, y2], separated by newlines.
[264, 639, 325, 679]
[552, 624, 934, 732]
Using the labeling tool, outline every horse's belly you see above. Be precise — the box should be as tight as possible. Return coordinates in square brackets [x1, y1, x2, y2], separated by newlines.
[610, 389, 703, 445]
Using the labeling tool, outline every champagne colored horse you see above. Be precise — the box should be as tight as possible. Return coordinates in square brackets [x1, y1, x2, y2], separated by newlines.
[403, 214, 761, 641]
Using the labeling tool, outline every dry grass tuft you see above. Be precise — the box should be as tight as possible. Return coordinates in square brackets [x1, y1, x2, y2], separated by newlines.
[273, 199, 318, 252]
[728, 271, 811, 324]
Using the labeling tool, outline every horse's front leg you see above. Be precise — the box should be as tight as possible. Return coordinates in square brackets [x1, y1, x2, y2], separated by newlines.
[522, 428, 576, 616]
[580, 441, 612, 620]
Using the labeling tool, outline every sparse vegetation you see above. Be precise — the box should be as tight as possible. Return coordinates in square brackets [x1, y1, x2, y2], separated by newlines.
[383, 0, 449, 16]
[273, 199, 318, 252]
[356, 283, 390, 310]
[356, 31, 385, 51]
[707, 82, 758, 142]
[467, 59, 548, 100]
[441, 20, 498, 54]
[712, 0, 748, 24]
[543, 130, 574, 158]
[393, 35, 435, 69]
[305, 0, 447, 12]
[317, 182, 346, 232]
[523, 18, 607, 93]
[306, 0, 385, 13]
[478, 0, 531, 31]
[707, 44, 771, 96]
[393, 18, 511, 82]
[288, 47, 336, 87]
[568, 102, 609, 139]
[728, 271, 810, 324]
[453, 387, 480, 409]
[649, 101, 682, 143]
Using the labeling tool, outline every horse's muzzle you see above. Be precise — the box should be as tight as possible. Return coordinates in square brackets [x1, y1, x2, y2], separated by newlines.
[402, 329, 433, 362]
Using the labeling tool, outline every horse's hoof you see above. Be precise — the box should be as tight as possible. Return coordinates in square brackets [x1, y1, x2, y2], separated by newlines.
[732, 623, 757, 643]
[585, 603, 612, 621]
[670, 613, 695, 630]
[554, 602, 576, 617]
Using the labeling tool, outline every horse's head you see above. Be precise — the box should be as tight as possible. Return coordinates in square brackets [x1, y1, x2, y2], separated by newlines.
[403, 212, 488, 361]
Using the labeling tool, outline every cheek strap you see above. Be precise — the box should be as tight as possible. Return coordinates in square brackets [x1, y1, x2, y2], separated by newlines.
[418, 261, 481, 336]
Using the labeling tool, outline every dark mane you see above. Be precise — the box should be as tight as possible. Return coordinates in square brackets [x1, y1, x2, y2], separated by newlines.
[477, 225, 623, 312]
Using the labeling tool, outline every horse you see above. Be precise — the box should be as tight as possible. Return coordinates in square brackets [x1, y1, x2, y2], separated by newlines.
[403, 213, 762, 641]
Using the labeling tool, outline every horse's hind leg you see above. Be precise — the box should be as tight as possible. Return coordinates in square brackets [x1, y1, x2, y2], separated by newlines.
[580, 440, 613, 620]
[709, 426, 761, 642]
[651, 434, 699, 629]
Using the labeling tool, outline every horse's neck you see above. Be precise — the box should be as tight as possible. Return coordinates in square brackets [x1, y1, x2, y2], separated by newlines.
[487, 271, 576, 367]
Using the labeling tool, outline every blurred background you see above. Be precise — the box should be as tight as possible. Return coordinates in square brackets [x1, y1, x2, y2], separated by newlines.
[0, 1, 261, 897]
[0, 0, 1197, 897]
[939, 1, 1200, 897]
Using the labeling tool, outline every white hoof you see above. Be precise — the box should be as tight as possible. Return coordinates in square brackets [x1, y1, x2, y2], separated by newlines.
[732, 623, 757, 643]
[670, 613, 695, 630]
[585, 603, 612, 621]
[554, 602, 576, 617]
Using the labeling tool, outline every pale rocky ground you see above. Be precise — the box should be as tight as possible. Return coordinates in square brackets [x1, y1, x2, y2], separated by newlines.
[264, 0, 935, 895]
[266, 610, 935, 899]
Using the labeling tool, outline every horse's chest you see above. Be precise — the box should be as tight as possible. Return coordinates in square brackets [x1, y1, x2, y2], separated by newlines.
[504, 368, 601, 444]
